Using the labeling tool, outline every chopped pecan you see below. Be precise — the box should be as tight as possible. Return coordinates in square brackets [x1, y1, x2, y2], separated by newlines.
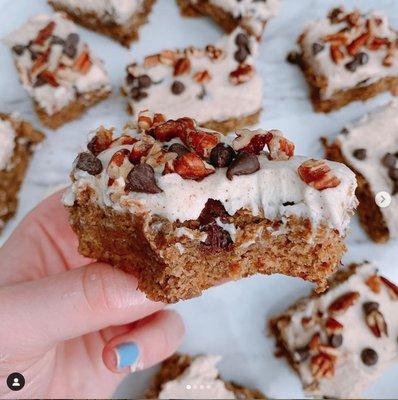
[193, 69, 211, 84]
[33, 21, 55, 45]
[31, 50, 50, 75]
[110, 135, 138, 147]
[205, 45, 224, 61]
[364, 303, 388, 338]
[323, 32, 348, 45]
[229, 64, 254, 85]
[74, 51, 91, 74]
[346, 10, 361, 26]
[325, 317, 343, 334]
[309, 332, 321, 352]
[310, 353, 336, 379]
[180, 129, 220, 159]
[87, 127, 114, 155]
[147, 118, 195, 142]
[328, 291, 360, 315]
[347, 32, 370, 56]
[36, 70, 59, 87]
[383, 54, 394, 67]
[232, 129, 272, 154]
[174, 57, 191, 76]
[173, 153, 215, 180]
[143, 54, 159, 68]
[159, 49, 177, 66]
[330, 44, 345, 64]
[380, 276, 398, 300]
[137, 110, 166, 131]
[367, 37, 390, 51]
[107, 149, 131, 179]
[301, 316, 314, 329]
[365, 274, 381, 293]
[129, 139, 154, 164]
[267, 130, 295, 160]
[297, 159, 341, 190]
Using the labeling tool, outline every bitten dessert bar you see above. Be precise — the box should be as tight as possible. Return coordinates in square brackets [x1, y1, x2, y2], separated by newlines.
[48, 0, 156, 47]
[294, 7, 398, 113]
[3, 13, 111, 129]
[325, 101, 398, 243]
[270, 262, 398, 399]
[176, 0, 280, 39]
[0, 113, 44, 232]
[63, 112, 357, 303]
[146, 354, 266, 399]
[122, 29, 262, 134]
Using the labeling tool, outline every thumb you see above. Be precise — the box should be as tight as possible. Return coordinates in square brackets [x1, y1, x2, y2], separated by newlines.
[0, 262, 164, 360]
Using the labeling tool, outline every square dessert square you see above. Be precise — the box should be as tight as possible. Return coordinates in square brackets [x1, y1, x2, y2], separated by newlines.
[296, 7, 398, 113]
[270, 262, 398, 399]
[145, 354, 266, 399]
[0, 113, 45, 232]
[48, 0, 156, 47]
[63, 112, 358, 303]
[122, 29, 262, 134]
[3, 13, 111, 129]
[325, 101, 398, 243]
[176, 0, 280, 39]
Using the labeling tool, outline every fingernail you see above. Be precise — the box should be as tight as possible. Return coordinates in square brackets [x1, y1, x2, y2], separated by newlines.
[114, 342, 140, 369]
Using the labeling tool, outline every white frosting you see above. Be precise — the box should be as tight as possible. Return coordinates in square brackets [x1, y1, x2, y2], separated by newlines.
[191, 0, 280, 36]
[337, 101, 398, 238]
[158, 355, 235, 399]
[64, 125, 357, 236]
[277, 263, 398, 398]
[301, 11, 398, 99]
[3, 13, 110, 116]
[49, 0, 145, 25]
[0, 119, 16, 170]
[123, 29, 262, 124]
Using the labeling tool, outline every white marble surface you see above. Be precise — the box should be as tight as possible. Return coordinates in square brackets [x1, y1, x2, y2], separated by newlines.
[0, 0, 398, 398]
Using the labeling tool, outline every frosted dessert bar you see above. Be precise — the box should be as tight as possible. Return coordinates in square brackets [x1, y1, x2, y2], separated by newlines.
[325, 101, 398, 243]
[0, 114, 44, 232]
[270, 262, 398, 399]
[122, 29, 262, 134]
[177, 0, 280, 39]
[3, 13, 111, 129]
[63, 112, 357, 302]
[48, 0, 156, 47]
[295, 7, 398, 113]
[146, 354, 266, 399]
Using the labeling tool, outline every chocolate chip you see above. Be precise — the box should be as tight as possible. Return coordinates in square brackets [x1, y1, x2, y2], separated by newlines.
[329, 7, 344, 23]
[283, 201, 296, 206]
[168, 143, 189, 157]
[63, 33, 79, 58]
[209, 143, 236, 168]
[76, 152, 103, 175]
[312, 42, 325, 56]
[353, 148, 367, 160]
[12, 44, 25, 55]
[356, 52, 369, 65]
[329, 334, 343, 348]
[363, 301, 379, 314]
[126, 74, 137, 85]
[234, 46, 249, 63]
[197, 85, 207, 100]
[382, 153, 397, 168]
[345, 58, 359, 72]
[138, 74, 152, 88]
[125, 163, 162, 194]
[235, 32, 249, 46]
[294, 346, 309, 362]
[171, 80, 185, 95]
[389, 167, 398, 181]
[200, 222, 233, 251]
[341, 127, 349, 135]
[226, 153, 260, 180]
[199, 199, 229, 226]
[51, 35, 65, 45]
[361, 348, 378, 366]
[286, 51, 301, 65]
[130, 87, 148, 101]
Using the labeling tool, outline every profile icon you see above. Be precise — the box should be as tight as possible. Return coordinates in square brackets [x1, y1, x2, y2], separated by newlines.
[6, 372, 25, 391]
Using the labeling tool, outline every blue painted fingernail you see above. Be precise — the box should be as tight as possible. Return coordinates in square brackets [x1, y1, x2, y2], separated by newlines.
[115, 342, 140, 369]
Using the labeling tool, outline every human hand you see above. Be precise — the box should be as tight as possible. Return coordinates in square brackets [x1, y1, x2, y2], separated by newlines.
[0, 191, 185, 399]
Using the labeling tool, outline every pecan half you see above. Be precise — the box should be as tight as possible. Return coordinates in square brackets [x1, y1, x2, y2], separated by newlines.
[173, 153, 215, 180]
[325, 317, 343, 334]
[180, 129, 220, 159]
[347, 32, 370, 56]
[363, 303, 388, 338]
[174, 57, 191, 76]
[328, 291, 360, 315]
[380, 276, 398, 300]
